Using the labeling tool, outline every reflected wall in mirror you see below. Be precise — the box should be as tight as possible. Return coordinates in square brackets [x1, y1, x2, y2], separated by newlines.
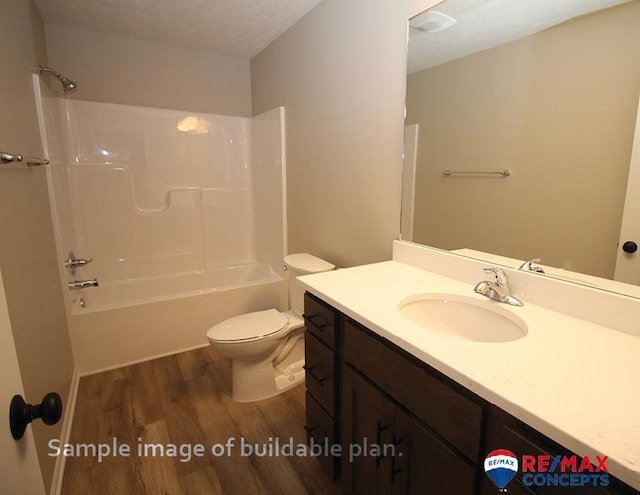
[404, 0, 640, 296]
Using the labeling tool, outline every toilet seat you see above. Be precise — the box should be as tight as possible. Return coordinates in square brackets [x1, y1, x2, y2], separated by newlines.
[207, 309, 289, 343]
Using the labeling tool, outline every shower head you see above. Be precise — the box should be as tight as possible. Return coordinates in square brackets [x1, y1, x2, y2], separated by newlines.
[38, 65, 77, 94]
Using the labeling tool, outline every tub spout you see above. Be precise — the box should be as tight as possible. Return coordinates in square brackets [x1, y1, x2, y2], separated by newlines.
[68, 278, 99, 290]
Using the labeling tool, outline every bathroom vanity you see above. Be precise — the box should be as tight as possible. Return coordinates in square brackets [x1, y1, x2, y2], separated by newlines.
[300, 242, 640, 494]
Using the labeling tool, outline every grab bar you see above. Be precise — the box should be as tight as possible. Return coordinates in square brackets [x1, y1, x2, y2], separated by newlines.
[1, 151, 50, 167]
[442, 168, 510, 177]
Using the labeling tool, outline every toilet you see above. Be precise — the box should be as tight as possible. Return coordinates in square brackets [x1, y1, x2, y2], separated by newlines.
[207, 253, 335, 402]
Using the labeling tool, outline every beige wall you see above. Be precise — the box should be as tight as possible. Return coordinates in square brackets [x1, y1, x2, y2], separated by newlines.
[45, 24, 252, 116]
[41, 0, 434, 269]
[406, 2, 640, 278]
[251, 0, 409, 267]
[0, 0, 74, 491]
[408, 0, 443, 18]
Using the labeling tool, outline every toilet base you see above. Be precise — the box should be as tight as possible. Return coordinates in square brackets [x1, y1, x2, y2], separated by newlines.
[231, 336, 305, 402]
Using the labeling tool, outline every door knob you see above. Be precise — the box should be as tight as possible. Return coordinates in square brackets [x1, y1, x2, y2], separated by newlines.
[10, 392, 62, 440]
[622, 241, 638, 254]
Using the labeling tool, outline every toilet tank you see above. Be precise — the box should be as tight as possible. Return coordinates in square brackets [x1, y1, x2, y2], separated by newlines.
[283, 253, 335, 316]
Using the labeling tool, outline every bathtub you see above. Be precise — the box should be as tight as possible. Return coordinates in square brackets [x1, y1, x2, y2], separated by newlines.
[70, 261, 281, 314]
[67, 262, 287, 375]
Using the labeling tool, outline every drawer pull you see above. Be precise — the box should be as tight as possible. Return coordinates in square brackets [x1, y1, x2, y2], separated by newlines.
[391, 461, 405, 484]
[304, 315, 327, 332]
[390, 435, 405, 484]
[376, 421, 389, 442]
[303, 365, 328, 385]
[304, 424, 316, 435]
[376, 421, 389, 468]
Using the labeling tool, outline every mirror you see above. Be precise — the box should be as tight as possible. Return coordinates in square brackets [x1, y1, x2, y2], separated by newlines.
[404, 0, 640, 298]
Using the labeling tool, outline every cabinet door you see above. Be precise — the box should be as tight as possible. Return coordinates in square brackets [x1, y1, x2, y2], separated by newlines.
[343, 318, 484, 462]
[342, 367, 395, 495]
[392, 407, 478, 495]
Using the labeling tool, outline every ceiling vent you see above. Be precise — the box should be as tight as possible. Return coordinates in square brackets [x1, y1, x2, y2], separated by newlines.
[410, 10, 457, 35]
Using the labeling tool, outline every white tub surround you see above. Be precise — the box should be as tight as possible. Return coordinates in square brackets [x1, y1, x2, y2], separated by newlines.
[33, 77, 289, 374]
[37, 94, 287, 310]
[297, 240, 640, 490]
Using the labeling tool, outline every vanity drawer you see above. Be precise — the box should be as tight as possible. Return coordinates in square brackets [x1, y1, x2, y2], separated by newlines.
[305, 392, 339, 480]
[304, 332, 336, 415]
[304, 292, 337, 349]
[343, 318, 484, 462]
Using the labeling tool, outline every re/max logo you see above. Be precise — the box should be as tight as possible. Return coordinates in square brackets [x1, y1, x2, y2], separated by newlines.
[520, 455, 610, 489]
[522, 455, 609, 473]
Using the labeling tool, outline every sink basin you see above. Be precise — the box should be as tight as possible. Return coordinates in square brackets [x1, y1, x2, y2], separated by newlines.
[399, 293, 527, 342]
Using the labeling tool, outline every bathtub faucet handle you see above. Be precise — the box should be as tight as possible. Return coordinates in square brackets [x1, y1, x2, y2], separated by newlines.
[64, 251, 93, 274]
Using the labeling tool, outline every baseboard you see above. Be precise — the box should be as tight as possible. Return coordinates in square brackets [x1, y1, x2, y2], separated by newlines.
[49, 367, 80, 495]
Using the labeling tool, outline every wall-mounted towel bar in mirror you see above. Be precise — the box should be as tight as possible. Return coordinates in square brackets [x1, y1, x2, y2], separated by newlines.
[0, 151, 50, 167]
[441, 168, 511, 177]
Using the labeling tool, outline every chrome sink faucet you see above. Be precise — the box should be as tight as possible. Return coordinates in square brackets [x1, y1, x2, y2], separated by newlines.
[518, 257, 545, 274]
[474, 267, 523, 306]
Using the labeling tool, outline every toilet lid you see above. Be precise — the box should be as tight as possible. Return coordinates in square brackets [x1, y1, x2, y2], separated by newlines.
[207, 309, 288, 342]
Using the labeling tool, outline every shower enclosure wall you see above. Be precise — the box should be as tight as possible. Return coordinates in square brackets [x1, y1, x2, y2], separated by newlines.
[34, 76, 288, 374]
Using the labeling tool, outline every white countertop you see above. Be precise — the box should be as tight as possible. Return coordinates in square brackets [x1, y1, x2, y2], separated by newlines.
[298, 258, 640, 490]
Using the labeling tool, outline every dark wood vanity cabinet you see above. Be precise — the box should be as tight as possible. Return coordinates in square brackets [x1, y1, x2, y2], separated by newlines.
[303, 292, 341, 480]
[342, 366, 477, 495]
[342, 318, 480, 495]
[303, 292, 639, 495]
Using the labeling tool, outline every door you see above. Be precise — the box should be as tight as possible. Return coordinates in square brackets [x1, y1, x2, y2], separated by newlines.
[614, 94, 640, 285]
[0, 268, 46, 495]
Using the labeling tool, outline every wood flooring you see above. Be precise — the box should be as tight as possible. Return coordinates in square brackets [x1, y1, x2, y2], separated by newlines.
[61, 346, 340, 495]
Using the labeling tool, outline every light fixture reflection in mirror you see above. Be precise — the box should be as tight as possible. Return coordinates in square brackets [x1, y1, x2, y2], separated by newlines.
[403, 0, 640, 298]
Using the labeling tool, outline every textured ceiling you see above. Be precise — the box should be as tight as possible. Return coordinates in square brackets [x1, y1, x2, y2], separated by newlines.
[408, 0, 632, 73]
[33, 0, 324, 59]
